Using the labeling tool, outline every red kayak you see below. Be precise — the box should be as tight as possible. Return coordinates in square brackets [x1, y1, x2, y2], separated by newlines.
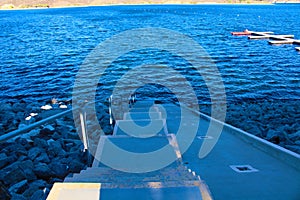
[231, 30, 251, 36]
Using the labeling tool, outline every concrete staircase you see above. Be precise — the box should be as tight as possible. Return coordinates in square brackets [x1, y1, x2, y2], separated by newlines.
[47, 100, 212, 200]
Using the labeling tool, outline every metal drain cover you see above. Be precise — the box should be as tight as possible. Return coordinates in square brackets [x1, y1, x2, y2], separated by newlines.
[230, 165, 259, 173]
[197, 136, 213, 139]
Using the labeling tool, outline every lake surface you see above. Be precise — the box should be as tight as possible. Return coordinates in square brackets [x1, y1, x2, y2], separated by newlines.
[0, 4, 300, 105]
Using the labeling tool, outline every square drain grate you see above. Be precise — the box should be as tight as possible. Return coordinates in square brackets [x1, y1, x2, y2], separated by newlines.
[230, 165, 259, 173]
[197, 136, 213, 139]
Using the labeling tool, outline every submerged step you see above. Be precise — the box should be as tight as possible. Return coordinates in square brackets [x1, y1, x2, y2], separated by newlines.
[130, 100, 156, 108]
[113, 119, 168, 136]
[123, 112, 162, 120]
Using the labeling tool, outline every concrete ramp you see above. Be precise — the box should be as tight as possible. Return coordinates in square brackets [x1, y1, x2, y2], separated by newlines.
[47, 100, 212, 200]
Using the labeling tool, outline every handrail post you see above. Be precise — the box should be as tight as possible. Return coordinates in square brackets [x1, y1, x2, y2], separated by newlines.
[79, 103, 92, 166]
[108, 95, 113, 127]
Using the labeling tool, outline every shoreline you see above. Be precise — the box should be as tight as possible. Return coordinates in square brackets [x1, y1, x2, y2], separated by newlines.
[0, 2, 277, 11]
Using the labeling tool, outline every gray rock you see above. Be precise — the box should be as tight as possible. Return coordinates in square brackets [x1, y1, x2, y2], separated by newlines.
[40, 125, 55, 136]
[0, 180, 11, 200]
[1, 111, 15, 127]
[18, 123, 27, 130]
[12, 103, 25, 113]
[28, 147, 43, 160]
[102, 125, 113, 135]
[8, 180, 28, 194]
[44, 124, 55, 132]
[287, 130, 300, 141]
[34, 152, 50, 164]
[28, 129, 40, 138]
[48, 140, 64, 156]
[25, 103, 40, 113]
[10, 194, 26, 200]
[30, 179, 47, 189]
[55, 119, 66, 127]
[30, 190, 46, 200]
[0, 123, 5, 133]
[285, 145, 300, 154]
[51, 132, 61, 140]
[0, 153, 9, 169]
[19, 160, 36, 182]
[0, 103, 13, 112]
[34, 138, 48, 149]
[68, 160, 85, 173]
[15, 137, 29, 147]
[33, 163, 52, 179]
[23, 181, 46, 198]
[266, 129, 278, 140]
[49, 163, 68, 179]
[2, 166, 26, 186]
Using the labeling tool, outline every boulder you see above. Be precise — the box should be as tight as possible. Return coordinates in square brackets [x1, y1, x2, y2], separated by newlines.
[49, 162, 68, 179]
[0, 123, 5, 134]
[102, 125, 113, 135]
[25, 103, 40, 113]
[15, 137, 30, 147]
[12, 103, 25, 113]
[33, 138, 48, 149]
[30, 190, 46, 200]
[0, 103, 13, 112]
[22, 180, 46, 198]
[28, 147, 43, 160]
[55, 119, 66, 127]
[30, 179, 47, 189]
[51, 132, 61, 140]
[34, 153, 50, 164]
[0, 180, 11, 200]
[33, 163, 52, 179]
[8, 180, 28, 194]
[285, 145, 300, 154]
[287, 130, 300, 141]
[40, 125, 55, 136]
[10, 194, 26, 200]
[48, 139, 65, 156]
[18, 160, 36, 182]
[0, 153, 9, 169]
[68, 160, 85, 173]
[2, 166, 26, 186]
[27, 129, 40, 138]
[266, 129, 278, 140]
[18, 123, 27, 130]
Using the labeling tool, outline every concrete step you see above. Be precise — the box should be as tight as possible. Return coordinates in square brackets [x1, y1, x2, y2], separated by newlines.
[123, 112, 162, 120]
[92, 134, 182, 168]
[65, 167, 199, 184]
[71, 166, 198, 181]
[113, 119, 168, 136]
[48, 180, 211, 199]
[130, 100, 156, 108]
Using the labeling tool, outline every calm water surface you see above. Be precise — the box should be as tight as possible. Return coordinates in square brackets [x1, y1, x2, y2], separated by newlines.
[0, 5, 299, 105]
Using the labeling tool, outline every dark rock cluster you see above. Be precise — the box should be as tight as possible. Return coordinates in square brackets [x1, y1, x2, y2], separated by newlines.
[0, 100, 113, 199]
[0, 123, 86, 199]
[224, 99, 300, 154]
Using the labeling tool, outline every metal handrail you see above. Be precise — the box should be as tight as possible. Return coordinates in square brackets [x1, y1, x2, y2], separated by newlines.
[0, 109, 72, 142]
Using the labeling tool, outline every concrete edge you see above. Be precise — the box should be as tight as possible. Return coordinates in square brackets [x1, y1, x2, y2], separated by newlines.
[177, 103, 300, 171]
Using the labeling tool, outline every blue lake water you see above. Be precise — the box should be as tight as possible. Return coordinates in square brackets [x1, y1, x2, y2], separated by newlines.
[0, 4, 299, 105]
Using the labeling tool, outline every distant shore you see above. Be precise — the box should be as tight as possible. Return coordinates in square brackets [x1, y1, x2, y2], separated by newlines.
[1, 0, 300, 10]
[0, 1, 277, 10]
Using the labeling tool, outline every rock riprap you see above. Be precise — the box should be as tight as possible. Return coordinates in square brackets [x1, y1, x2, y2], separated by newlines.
[0, 100, 113, 199]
